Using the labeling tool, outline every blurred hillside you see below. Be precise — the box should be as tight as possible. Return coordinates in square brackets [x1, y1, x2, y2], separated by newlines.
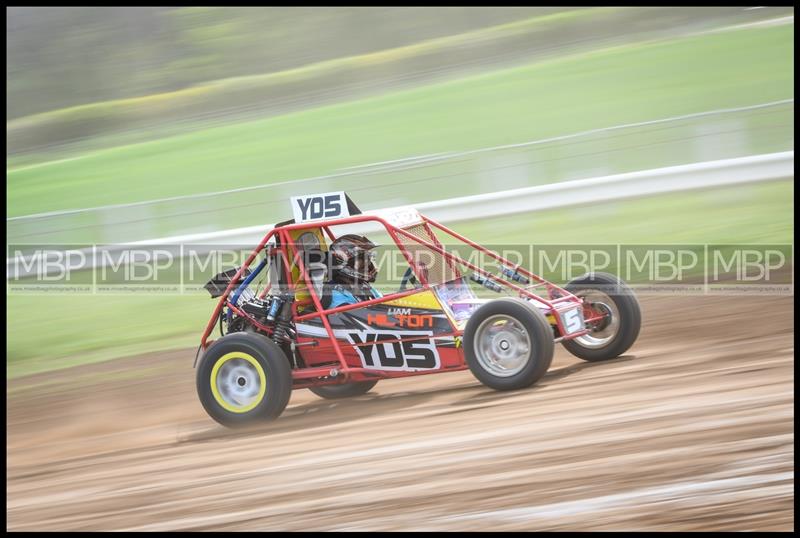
[6, 7, 560, 119]
[6, 7, 792, 157]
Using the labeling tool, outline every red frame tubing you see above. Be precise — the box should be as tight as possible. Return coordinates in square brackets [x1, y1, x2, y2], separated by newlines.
[199, 212, 592, 379]
[280, 227, 351, 372]
[387, 223, 586, 338]
[291, 365, 471, 388]
[200, 228, 277, 349]
[295, 287, 438, 321]
[280, 220, 460, 381]
[423, 216, 571, 301]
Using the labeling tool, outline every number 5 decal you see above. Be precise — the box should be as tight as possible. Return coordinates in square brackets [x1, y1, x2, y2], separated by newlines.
[560, 307, 584, 334]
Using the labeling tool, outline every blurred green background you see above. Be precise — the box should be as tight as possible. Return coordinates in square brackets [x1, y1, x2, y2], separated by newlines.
[6, 7, 794, 378]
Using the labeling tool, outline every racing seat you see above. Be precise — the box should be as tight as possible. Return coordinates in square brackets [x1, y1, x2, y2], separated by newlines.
[279, 226, 330, 311]
[265, 242, 325, 299]
[304, 250, 328, 303]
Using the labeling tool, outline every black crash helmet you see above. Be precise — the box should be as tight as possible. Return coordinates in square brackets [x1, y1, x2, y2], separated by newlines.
[329, 234, 378, 284]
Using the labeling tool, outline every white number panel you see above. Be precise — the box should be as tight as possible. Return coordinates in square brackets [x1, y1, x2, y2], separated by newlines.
[559, 306, 585, 335]
[290, 191, 349, 223]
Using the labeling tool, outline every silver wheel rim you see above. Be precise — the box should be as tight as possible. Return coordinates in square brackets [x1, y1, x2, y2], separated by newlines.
[474, 314, 532, 377]
[215, 358, 263, 409]
[574, 290, 621, 349]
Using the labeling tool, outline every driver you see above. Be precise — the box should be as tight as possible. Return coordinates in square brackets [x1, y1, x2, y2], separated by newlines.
[321, 234, 383, 309]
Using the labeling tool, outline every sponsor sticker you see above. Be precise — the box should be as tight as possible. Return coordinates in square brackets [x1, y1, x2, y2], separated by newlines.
[346, 330, 441, 371]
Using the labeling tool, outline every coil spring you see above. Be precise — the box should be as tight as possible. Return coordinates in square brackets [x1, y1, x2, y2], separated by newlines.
[272, 318, 292, 343]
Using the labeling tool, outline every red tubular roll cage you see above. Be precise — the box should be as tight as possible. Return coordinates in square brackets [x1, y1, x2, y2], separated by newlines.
[199, 213, 594, 382]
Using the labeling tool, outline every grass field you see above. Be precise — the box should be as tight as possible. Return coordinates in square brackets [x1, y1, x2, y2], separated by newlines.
[6, 21, 794, 378]
[7, 179, 793, 379]
[7, 24, 793, 219]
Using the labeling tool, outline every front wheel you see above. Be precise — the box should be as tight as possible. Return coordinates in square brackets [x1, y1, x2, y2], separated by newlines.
[561, 272, 641, 362]
[463, 297, 554, 391]
[308, 380, 379, 399]
[196, 332, 292, 428]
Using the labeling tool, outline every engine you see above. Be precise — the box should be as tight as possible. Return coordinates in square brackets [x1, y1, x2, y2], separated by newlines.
[205, 267, 295, 345]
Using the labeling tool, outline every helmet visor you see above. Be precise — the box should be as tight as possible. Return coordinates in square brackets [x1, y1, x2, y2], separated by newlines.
[350, 249, 377, 281]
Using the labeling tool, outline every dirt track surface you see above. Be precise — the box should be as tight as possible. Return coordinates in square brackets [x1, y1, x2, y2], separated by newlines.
[7, 295, 795, 531]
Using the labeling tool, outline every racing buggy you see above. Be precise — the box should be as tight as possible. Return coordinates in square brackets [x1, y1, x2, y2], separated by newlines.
[196, 192, 641, 427]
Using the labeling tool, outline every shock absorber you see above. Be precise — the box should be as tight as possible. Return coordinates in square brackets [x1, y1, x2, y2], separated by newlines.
[501, 265, 530, 285]
[265, 295, 284, 323]
[471, 272, 503, 293]
[271, 292, 294, 343]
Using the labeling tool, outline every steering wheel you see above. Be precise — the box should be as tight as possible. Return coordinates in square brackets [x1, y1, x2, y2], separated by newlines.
[398, 266, 420, 292]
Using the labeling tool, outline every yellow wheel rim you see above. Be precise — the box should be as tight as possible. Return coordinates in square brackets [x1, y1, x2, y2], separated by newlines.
[210, 351, 267, 413]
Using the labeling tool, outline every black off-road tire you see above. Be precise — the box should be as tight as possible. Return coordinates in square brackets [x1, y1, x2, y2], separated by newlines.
[308, 380, 379, 399]
[463, 297, 554, 391]
[196, 332, 292, 428]
[561, 272, 641, 362]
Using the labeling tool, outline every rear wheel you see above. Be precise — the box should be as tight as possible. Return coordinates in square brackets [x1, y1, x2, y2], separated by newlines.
[463, 297, 554, 391]
[309, 380, 379, 399]
[561, 272, 641, 361]
[196, 332, 292, 428]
